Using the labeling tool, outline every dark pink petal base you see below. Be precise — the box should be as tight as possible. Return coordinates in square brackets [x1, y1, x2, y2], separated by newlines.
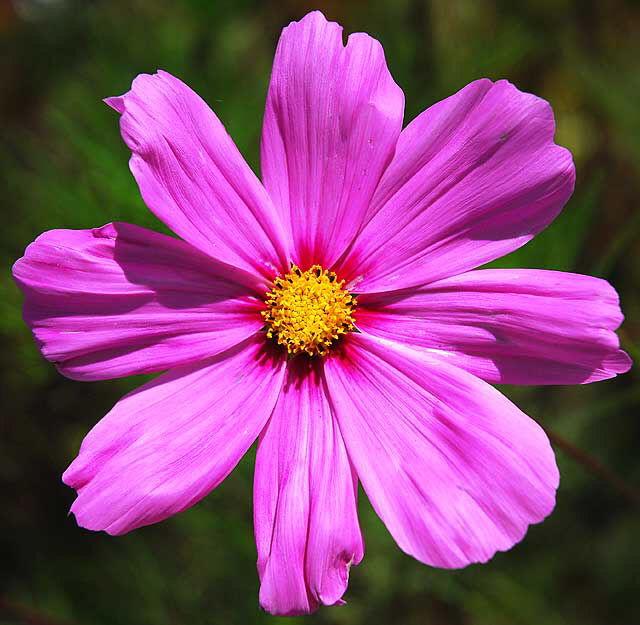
[325, 334, 558, 568]
[357, 269, 631, 385]
[13, 223, 264, 380]
[340, 78, 575, 292]
[63, 338, 285, 535]
[255, 358, 363, 615]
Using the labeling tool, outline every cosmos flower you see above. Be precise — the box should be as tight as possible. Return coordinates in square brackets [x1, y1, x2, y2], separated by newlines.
[13, 10, 631, 617]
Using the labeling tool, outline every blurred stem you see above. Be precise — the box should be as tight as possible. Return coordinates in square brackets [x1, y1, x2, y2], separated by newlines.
[544, 427, 640, 507]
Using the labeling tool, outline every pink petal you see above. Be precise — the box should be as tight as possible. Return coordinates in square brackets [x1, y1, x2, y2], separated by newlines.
[324, 333, 559, 568]
[254, 358, 363, 616]
[107, 70, 290, 278]
[12, 223, 264, 380]
[63, 338, 286, 535]
[261, 11, 404, 269]
[339, 79, 575, 292]
[357, 269, 632, 385]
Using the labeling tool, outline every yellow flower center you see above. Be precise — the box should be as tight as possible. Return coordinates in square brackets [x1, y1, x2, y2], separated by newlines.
[262, 265, 356, 356]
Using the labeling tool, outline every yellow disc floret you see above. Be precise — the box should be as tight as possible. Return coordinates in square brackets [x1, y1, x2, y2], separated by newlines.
[262, 265, 356, 356]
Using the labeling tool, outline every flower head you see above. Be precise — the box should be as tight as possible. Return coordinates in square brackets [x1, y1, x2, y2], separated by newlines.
[12, 11, 631, 616]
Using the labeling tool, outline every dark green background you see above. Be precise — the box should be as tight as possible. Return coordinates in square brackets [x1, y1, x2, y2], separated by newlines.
[1, 1, 639, 624]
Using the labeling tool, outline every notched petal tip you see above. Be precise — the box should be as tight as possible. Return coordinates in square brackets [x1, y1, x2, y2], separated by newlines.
[12, 223, 266, 381]
[104, 69, 169, 113]
[254, 360, 363, 616]
[108, 65, 291, 276]
[104, 95, 125, 113]
[285, 9, 336, 31]
[263, 8, 404, 270]
[61, 342, 286, 536]
[340, 77, 578, 291]
[601, 349, 633, 377]
[325, 334, 560, 569]
[358, 269, 631, 387]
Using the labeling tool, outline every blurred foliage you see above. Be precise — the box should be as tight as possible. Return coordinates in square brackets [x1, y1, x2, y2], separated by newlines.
[1, 0, 639, 624]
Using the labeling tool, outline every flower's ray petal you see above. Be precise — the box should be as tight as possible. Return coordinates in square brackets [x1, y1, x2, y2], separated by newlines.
[255, 358, 363, 616]
[357, 269, 631, 385]
[324, 333, 559, 569]
[107, 70, 290, 278]
[12, 223, 265, 381]
[261, 10, 404, 270]
[339, 79, 575, 291]
[62, 338, 286, 535]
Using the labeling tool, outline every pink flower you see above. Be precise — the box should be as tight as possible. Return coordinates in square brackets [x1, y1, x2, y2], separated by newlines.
[13, 11, 631, 616]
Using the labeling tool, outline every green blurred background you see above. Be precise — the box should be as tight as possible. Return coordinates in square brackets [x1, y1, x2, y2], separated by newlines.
[1, 0, 639, 624]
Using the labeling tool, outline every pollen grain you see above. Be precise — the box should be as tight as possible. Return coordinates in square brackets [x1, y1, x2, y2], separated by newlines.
[262, 265, 356, 356]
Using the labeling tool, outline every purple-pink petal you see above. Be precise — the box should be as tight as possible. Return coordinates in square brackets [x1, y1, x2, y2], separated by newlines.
[261, 11, 404, 270]
[107, 70, 290, 279]
[325, 334, 558, 568]
[12, 223, 265, 380]
[357, 269, 631, 384]
[339, 79, 575, 292]
[254, 358, 363, 616]
[63, 338, 286, 535]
